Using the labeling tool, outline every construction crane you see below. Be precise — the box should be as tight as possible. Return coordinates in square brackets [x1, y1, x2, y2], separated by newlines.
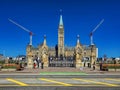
[90, 19, 104, 45]
[8, 18, 33, 46]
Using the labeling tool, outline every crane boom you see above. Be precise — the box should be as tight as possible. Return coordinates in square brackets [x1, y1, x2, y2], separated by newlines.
[91, 19, 104, 33]
[90, 19, 104, 45]
[8, 18, 31, 33]
[8, 18, 33, 45]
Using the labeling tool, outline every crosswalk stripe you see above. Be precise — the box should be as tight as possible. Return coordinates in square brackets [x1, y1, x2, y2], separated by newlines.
[39, 78, 72, 86]
[105, 78, 120, 82]
[72, 78, 118, 87]
[6, 78, 28, 86]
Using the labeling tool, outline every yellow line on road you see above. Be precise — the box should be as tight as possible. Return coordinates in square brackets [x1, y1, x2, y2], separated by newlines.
[30, 84, 102, 86]
[6, 78, 28, 86]
[105, 78, 120, 82]
[0, 85, 19, 86]
[39, 78, 72, 86]
[0, 84, 102, 87]
[72, 78, 118, 87]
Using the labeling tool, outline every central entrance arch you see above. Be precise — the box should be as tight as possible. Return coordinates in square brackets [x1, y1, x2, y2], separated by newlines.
[49, 56, 75, 67]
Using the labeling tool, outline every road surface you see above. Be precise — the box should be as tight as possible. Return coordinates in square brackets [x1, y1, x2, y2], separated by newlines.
[0, 77, 120, 90]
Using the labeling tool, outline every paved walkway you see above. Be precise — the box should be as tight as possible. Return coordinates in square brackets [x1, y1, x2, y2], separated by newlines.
[20, 67, 81, 73]
[1, 66, 120, 75]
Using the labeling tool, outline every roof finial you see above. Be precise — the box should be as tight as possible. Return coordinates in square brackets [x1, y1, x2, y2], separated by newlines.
[60, 9, 62, 14]
[44, 35, 46, 39]
[77, 35, 80, 44]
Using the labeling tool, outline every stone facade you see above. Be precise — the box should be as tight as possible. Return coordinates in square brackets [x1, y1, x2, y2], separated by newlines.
[74, 35, 83, 68]
[41, 36, 49, 67]
[27, 51, 33, 68]
[26, 14, 98, 68]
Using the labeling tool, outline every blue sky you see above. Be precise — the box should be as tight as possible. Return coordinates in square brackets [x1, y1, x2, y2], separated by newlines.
[0, 0, 120, 57]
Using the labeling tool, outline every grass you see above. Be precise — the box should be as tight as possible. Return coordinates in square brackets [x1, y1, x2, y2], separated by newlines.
[40, 72, 87, 75]
[2, 66, 16, 69]
[108, 66, 120, 69]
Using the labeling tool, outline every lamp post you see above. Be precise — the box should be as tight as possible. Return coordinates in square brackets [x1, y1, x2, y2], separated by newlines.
[84, 51, 86, 67]
[90, 45, 95, 69]
[90, 45, 93, 68]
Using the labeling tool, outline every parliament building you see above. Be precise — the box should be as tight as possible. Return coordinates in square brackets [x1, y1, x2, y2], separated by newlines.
[26, 14, 98, 68]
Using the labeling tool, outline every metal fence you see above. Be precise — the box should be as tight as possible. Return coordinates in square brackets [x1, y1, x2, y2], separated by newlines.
[49, 60, 75, 67]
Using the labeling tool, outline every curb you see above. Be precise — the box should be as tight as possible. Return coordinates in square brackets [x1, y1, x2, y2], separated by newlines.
[0, 74, 120, 78]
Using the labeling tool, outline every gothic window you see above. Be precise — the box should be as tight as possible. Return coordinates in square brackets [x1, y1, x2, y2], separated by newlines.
[42, 48, 47, 54]
[60, 37, 63, 46]
[60, 47, 62, 53]
[77, 47, 81, 54]
[59, 29, 64, 34]
[60, 31, 63, 34]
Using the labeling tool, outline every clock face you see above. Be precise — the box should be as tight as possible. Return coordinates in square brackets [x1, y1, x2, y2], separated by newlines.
[59, 29, 64, 34]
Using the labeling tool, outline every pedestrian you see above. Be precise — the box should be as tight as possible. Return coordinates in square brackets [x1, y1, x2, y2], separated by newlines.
[84, 62, 86, 67]
[33, 60, 37, 69]
[41, 62, 44, 69]
[36, 57, 40, 68]
[93, 64, 95, 70]
[93, 62, 95, 70]
[33, 62, 36, 69]
[100, 62, 102, 71]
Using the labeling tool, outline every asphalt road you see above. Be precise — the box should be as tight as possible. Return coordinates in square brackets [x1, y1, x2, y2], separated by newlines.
[0, 77, 120, 90]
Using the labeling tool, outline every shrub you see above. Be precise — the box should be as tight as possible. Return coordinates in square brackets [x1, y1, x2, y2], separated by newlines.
[2, 64, 17, 69]
[0, 60, 5, 64]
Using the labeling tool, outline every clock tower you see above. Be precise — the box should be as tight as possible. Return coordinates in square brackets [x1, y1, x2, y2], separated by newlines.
[58, 14, 64, 58]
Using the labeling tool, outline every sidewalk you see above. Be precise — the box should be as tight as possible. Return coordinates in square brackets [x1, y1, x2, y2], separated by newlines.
[0, 67, 120, 75]
[0, 67, 120, 78]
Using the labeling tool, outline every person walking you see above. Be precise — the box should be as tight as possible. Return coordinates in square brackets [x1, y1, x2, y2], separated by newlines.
[36, 57, 40, 68]
[33, 60, 37, 69]
[93, 62, 95, 70]
[100, 62, 102, 71]
[41, 61, 44, 69]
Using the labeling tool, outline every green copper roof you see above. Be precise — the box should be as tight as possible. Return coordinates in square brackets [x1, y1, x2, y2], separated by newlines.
[59, 15, 63, 26]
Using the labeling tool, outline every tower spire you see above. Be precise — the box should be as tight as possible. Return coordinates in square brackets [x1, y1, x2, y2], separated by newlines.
[60, 15, 63, 25]
[59, 9, 63, 27]
[43, 35, 46, 45]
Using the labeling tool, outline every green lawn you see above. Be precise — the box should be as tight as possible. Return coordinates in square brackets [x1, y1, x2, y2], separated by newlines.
[40, 72, 87, 75]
